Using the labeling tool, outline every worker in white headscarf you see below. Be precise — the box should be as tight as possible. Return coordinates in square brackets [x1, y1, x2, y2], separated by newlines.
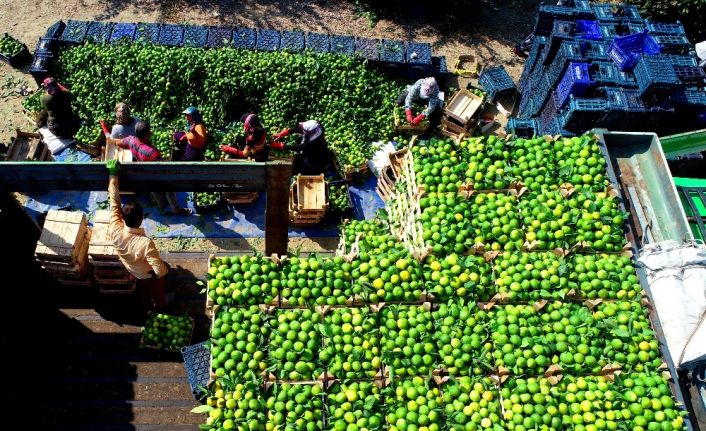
[396, 77, 444, 128]
[270, 120, 333, 175]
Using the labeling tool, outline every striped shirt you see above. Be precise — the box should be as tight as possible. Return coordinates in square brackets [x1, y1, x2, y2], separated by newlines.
[121, 136, 161, 162]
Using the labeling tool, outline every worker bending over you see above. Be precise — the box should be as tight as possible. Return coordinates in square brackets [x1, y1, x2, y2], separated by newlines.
[396, 77, 444, 129]
[271, 120, 333, 175]
[220, 113, 270, 162]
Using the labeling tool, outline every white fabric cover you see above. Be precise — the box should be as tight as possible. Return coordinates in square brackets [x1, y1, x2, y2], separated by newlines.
[38, 127, 73, 155]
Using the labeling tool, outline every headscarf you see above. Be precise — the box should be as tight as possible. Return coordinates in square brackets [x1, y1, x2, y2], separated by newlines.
[420, 77, 439, 99]
[242, 113, 263, 135]
[115, 102, 132, 125]
[183, 106, 204, 126]
[301, 120, 323, 141]
[42, 77, 68, 95]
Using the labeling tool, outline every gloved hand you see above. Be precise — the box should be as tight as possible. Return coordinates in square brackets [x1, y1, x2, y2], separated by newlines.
[270, 141, 286, 151]
[405, 108, 414, 124]
[99, 120, 110, 137]
[411, 113, 426, 126]
[220, 145, 244, 158]
[106, 160, 120, 176]
[273, 129, 290, 140]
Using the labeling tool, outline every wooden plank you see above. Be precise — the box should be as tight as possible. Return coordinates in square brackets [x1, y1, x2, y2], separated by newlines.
[265, 161, 291, 256]
[0, 162, 271, 192]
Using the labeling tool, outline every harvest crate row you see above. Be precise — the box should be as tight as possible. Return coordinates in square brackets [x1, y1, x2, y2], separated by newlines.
[31, 20, 447, 84]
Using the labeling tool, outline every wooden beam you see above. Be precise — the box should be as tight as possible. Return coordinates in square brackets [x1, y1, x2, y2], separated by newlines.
[0, 162, 272, 192]
[265, 161, 292, 256]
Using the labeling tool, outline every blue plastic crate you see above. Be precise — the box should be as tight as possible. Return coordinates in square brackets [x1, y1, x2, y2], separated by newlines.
[671, 88, 706, 108]
[44, 20, 66, 39]
[673, 65, 706, 85]
[552, 20, 575, 39]
[110, 23, 136, 44]
[60, 20, 90, 44]
[572, 0, 592, 13]
[181, 342, 210, 401]
[601, 87, 646, 128]
[581, 40, 609, 60]
[588, 61, 637, 88]
[305, 32, 329, 53]
[608, 31, 661, 71]
[182, 25, 208, 48]
[646, 21, 686, 36]
[534, 5, 581, 36]
[29, 53, 52, 84]
[86, 22, 113, 44]
[575, 20, 602, 40]
[667, 55, 698, 67]
[592, 4, 642, 22]
[233, 27, 256, 49]
[634, 55, 681, 97]
[406, 42, 432, 65]
[206, 26, 233, 48]
[479, 65, 516, 100]
[381, 39, 405, 63]
[652, 34, 691, 54]
[561, 95, 608, 132]
[256, 29, 280, 51]
[330, 35, 354, 56]
[507, 118, 538, 137]
[159, 24, 184, 47]
[355, 37, 380, 61]
[432, 56, 448, 76]
[280, 30, 305, 52]
[556, 62, 592, 107]
[135, 22, 160, 44]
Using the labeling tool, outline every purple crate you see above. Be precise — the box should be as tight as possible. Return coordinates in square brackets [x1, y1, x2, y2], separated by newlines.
[556, 62, 592, 107]
[306, 32, 329, 53]
[406, 42, 432, 65]
[330, 35, 354, 56]
[256, 29, 280, 51]
[206, 26, 233, 48]
[575, 20, 602, 40]
[608, 32, 661, 71]
[110, 23, 137, 44]
[355, 37, 380, 61]
[233, 27, 256, 49]
[539, 90, 559, 131]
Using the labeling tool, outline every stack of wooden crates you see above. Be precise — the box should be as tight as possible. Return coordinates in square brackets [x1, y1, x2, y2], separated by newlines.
[88, 210, 134, 292]
[35, 210, 91, 285]
[440, 89, 485, 141]
[289, 174, 328, 226]
[377, 148, 408, 202]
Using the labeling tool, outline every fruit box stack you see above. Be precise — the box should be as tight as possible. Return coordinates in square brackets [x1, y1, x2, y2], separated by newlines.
[289, 174, 328, 226]
[35, 210, 91, 285]
[88, 210, 134, 292]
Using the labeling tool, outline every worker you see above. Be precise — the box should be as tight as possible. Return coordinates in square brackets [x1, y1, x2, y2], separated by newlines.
[105, 160, 172, 311]
[109, 102, 140, 139]
[174, 106, 208, 161]
[38, 77, 81, 139]
[219, 113, 270, 162]
[101, 120, 191, 216]
[270, 120, 333, 175]
[396, 77, 444, 129]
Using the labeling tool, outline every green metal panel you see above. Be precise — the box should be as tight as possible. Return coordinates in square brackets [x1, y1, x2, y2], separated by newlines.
[673, 178, 706, 241]
[659, 129, 706, 158]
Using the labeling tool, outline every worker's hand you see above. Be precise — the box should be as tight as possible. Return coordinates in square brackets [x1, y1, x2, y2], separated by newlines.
[411, 113, 426, 126]
[99, 120, 111, 137]
[405, 108, 414, 124]
[270, 141, 286, 151]
[106, 160, 120, 176]
[220, 145, 243, 157]
[273, 129, 289, 140]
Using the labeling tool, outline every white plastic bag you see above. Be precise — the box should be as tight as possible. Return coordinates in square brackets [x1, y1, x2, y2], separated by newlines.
[38, 127, 73, 155]
[638, 240, 706, 370]
[367, 141, 396, 178]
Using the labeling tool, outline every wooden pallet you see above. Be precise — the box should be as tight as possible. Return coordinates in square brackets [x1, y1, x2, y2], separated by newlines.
[7, 129, 52, 161]
[35, 210, 89, 264]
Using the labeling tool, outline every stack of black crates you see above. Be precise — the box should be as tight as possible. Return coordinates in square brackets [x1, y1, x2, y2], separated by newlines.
[512, 1, 706, 137]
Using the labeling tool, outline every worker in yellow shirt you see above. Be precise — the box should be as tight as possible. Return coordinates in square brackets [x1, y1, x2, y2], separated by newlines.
[106, 160, 170, 310]
[174, 106, 208, 161]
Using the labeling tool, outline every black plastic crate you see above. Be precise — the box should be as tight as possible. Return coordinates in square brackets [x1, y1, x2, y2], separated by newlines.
[673, 65, 706, 85]
[206, 26, 232, 48]
[86, 21, 113, 43]
[60, 20, 90, 44]
[432, 55, 448, 76]
[652, 34, 691, 54]
[29, 53, 53, 84]
[406, 42, 432, 65]
[534, 5, 578, 36]
[0, 33, 30, 67]
[592, 4, 642, 22]
[110, 23, 137, 44]
[355, 37, 380, 61]
[561, 95, 608, 132]
[181, 342, 210, 401]
[256, 28, 280, 51]
[671, 88, 706, 108]
[44, 20, 66, 39]
[306, 32, 329, 53]
[589, 61, 637, 88]
[280, 30, 305, 52]
[506, 118, 537, 137]
[646, 21, 686, 36]
[601, 87, 646, 128]
[329, 34, 354, 56]
[381, 39, 405, 64]
[634, 55, 681, 97]
[644, 99, 676, 124]
[479, 65, 516, 100]
[182, 25, 208, 48]
[159, 24, 184, 47]
[581, 40, 610, 60]
[135, 22, 160, 44]
[232, 27, 256, 49]
[34, 37, 56, 56]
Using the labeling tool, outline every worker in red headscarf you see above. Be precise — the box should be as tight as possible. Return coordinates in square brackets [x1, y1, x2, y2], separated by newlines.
[219, 113, 270, 162]
[38, 77, 81, 139]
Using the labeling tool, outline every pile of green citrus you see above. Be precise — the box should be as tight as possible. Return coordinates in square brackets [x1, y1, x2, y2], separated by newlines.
[141, 313, 192, 351]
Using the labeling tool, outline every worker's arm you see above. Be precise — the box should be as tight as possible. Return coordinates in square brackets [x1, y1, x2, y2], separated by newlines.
[185, 124, 207, 149]
[220, 145, 245, 158]
[106, 161, 125, 230]
[145, 239, 168, 278]
[113, 137, 129, 149]
[404, 80, 422, 109]
[422, 96, 444, 117]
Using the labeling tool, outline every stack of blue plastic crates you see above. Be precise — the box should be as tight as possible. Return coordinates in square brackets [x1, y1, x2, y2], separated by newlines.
[515, 1, 706, 136]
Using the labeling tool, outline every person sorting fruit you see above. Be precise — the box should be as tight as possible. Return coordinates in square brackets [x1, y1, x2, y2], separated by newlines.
[107, 102, 141, 139]
[37, 76, 81, 139]
[104, 120, 192, 216]
[219, 113, 270, 162]
[396, 77, 444, 129]
[173, 106, 208, 161]
[270, 120, 334, 175]
[105, 160, 171, 311]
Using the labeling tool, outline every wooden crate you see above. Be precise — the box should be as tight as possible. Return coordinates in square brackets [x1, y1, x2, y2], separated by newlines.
[376, 165, 397, 202]
[40, 230, 91, 278]
[101, 138, 133, 162]
[88, 210, 118, 260]
[444, 89, 485, 125]
[393, 108, 427, 134]
[35, 210, 89, 263]
[292, 174, 328, 213]
[224, 192, 259, 204]
[7, 129, 52, 161]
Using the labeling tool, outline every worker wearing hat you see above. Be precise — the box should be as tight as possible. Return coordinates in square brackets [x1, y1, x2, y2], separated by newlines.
[396, 77, 444, 129]
[38, 76, 81, 139]
[271, 120, 333, 175]
[173, 106, 208, 161]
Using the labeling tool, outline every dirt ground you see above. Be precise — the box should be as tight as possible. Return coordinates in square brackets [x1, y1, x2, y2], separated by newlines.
[0, 0, 544, 143]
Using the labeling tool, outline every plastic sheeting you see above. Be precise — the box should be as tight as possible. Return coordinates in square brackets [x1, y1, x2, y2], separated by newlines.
[638, 240, 706, 370]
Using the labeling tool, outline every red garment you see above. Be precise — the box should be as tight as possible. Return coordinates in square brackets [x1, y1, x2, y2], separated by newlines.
[121, 136, 161, 161]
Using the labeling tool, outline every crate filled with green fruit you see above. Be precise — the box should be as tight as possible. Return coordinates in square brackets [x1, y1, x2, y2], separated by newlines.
[191, 191, 225, 214]
[393, 103, 429, 133]
[140, 313, 194, 352]
[0, 33, 30, 67]
[326, 180, 353, 218]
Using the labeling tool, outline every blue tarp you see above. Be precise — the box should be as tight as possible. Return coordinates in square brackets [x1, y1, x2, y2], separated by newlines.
[21, 161, 386, 238]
